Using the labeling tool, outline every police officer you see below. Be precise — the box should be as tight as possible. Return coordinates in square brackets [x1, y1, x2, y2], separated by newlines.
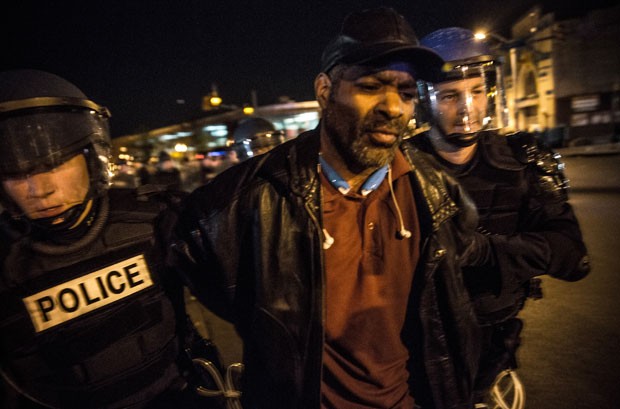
[151, 151, 182, 190]
[0, 69, 217, 408]
[412, 28, 591, 406]
[199, 145, 239, 183]
[230, 117, 285, 161]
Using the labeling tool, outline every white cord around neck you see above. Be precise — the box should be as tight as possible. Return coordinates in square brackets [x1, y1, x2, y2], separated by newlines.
[388, 165, 412, 239]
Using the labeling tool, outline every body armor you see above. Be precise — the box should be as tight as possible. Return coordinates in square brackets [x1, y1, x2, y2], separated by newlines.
[0, 188, 185, 409]
[413, 129, 571, 394]
[415, 130, 568, 324]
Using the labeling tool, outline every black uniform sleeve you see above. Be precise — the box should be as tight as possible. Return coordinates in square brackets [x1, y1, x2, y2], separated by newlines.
[154, 184, 238, 323]
[491, 133, 590, 283]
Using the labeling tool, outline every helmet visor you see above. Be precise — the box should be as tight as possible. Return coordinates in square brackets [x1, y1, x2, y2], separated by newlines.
[426, 60, 507, 135]
[0, 107, 109, 177]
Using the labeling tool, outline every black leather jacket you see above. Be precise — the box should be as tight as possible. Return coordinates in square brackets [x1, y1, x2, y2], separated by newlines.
[167, 129, 489, 409]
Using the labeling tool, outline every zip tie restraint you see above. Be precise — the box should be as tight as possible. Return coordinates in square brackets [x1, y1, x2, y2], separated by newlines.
[193, 358, 245, 409]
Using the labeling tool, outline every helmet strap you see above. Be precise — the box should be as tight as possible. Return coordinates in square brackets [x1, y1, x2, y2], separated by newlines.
[429, 123, 480, 150]
[30, 188, 97, 244]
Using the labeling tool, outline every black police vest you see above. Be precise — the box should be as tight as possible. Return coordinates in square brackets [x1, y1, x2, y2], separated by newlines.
[450, 132, 550, 325]
[457, 134, 530, 324]
[0, 189, 183, 408]
[454, 134, 528, 235]
[414, 131, 556, 325]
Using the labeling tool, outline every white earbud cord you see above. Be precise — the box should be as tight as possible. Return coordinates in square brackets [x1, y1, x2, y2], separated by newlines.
[318, 161, 411, 248]
[388, 165, 412, 239]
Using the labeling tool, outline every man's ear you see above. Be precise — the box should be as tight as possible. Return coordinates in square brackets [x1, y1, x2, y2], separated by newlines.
[314, 73, 332, 109]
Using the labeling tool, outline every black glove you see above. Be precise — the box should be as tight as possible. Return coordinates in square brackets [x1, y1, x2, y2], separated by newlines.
[542, 231, 590, 281]
[462, 231, 496, 268]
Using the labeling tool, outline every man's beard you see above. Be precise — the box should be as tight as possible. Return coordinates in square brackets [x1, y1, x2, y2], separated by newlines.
[322, 98, 405, 173]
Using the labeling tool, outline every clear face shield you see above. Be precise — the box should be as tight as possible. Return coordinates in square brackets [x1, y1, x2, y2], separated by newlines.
[421, 59, 508, 146]
[0, 100, 112, 221]
[1, 154, 91, 221]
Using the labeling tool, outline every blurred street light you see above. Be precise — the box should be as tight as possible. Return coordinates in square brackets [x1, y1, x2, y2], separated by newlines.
[209, 94, 222, 108]
[203, 84, 223, 110]
[474, 31, 510, 44]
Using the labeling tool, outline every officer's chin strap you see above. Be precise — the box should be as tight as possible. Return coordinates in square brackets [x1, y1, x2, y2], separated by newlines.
[475, 369, 525, 409]
[192, 358, 244, 409]
[30, 195, 109, 256]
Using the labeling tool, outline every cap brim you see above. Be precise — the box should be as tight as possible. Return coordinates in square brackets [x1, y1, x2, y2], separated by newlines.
[342, 43, 445, 82]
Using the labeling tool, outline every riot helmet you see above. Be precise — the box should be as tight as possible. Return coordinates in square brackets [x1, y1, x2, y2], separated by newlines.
[418, 27, 508, 147]
[0, 69, 112, 230]
[231, 117, 285, 161]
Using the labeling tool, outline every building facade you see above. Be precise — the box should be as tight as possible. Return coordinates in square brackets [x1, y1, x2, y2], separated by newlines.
[504, 3, 620, 147]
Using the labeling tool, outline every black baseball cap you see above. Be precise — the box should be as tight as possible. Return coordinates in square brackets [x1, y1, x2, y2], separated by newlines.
[320, 7, 444, 82]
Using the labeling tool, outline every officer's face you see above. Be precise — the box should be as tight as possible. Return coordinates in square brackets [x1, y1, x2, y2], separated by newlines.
[431, 76, 488, 135]
[2, 154, 90, 220]
[318, 66, 417, 170]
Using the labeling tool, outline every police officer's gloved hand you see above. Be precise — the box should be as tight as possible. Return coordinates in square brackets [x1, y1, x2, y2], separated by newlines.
[462, 231, 496, 268]
[541, 231, 591, 282]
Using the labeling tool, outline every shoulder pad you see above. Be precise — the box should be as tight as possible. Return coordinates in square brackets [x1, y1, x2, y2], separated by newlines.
[507, 131, 565, 175]
[534, 146, 566, 175]
[505, 132, 570, 197]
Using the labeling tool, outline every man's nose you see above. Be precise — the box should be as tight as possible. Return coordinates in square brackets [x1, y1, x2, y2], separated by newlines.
[376, 90, 405, 118]
[26, 173, 56, 198]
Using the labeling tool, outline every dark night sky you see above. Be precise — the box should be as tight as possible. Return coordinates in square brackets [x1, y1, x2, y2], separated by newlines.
[2, 0, 617, 137]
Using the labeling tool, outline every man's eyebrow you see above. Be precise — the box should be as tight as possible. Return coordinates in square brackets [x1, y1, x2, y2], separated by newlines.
[438, 83, 485, 93]
[437, 87, 459, 94]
